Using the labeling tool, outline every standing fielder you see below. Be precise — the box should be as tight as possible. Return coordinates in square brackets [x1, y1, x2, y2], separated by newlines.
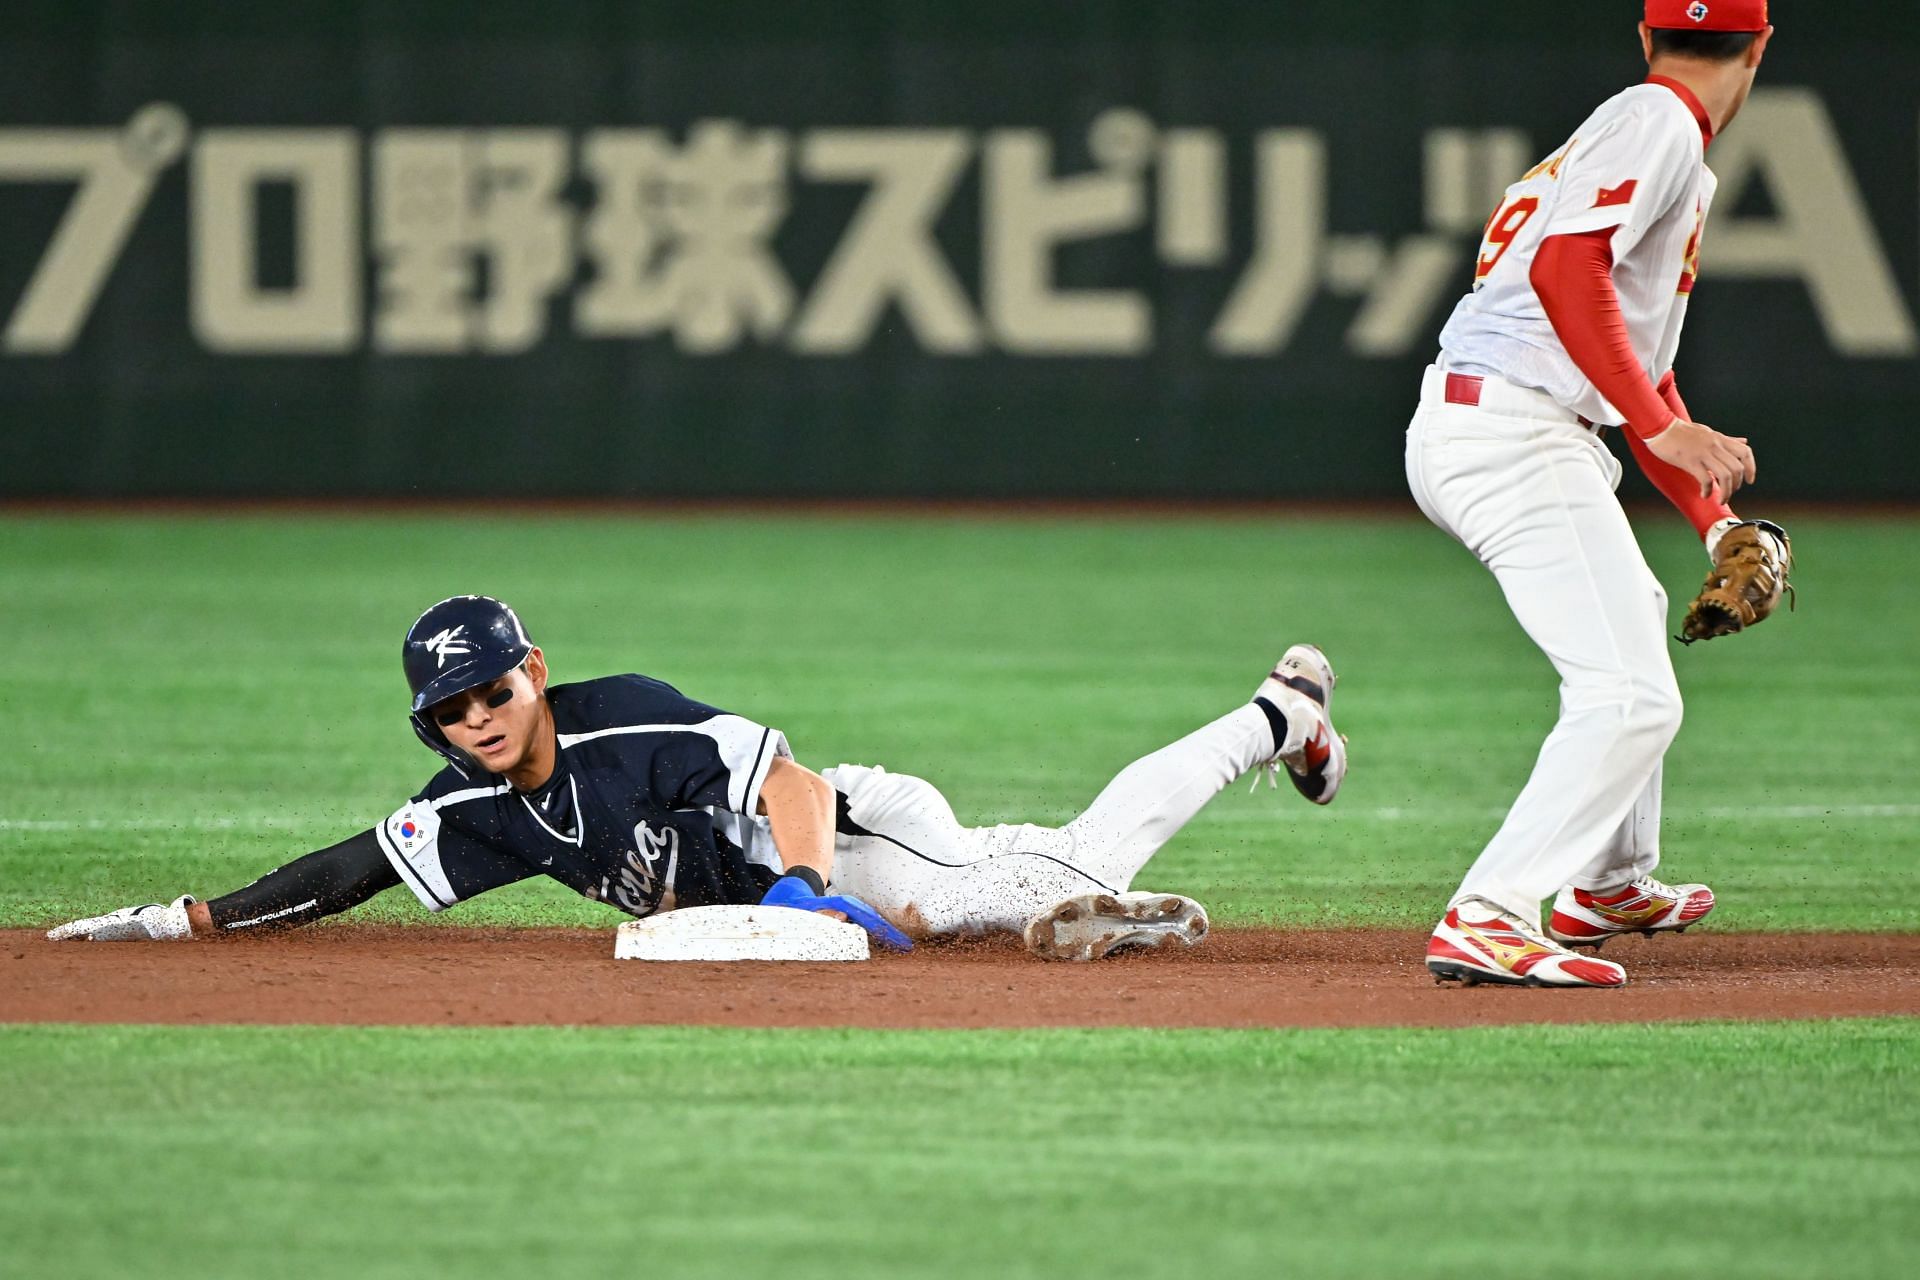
[1410, 1, 1793, 988]
[48, 595, 1346, 960]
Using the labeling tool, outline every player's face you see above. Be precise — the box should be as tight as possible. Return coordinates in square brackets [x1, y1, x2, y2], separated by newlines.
[431, 649, 550, 775]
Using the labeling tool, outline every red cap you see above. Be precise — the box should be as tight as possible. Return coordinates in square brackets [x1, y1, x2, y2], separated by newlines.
[1645, 0, 1770, 32]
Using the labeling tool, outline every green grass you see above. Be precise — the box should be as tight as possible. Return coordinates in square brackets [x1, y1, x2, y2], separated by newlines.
[2, 1020, 1915, 1279]
[4, 512, 1916, 930]
[5, 515, 1915, 1280]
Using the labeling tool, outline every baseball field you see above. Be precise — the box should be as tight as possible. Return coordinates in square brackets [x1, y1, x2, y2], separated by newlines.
[5, 511, 1918, 1277]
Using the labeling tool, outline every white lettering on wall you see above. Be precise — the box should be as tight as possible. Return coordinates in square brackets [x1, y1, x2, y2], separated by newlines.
[1, 92, 1911, 359]
[0, 104, 186, 352]
[793, 130, 981, 354]
[191, 129, 360, 352]
[1706, 89, 1917, 357]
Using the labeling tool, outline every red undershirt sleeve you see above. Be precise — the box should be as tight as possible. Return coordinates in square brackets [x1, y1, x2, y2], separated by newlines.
[1531, 227, 1733, 540]
[1654, 367, 1690, 423]
[1624, 370, 1737, 539]
[1529, 228, 1674, 441]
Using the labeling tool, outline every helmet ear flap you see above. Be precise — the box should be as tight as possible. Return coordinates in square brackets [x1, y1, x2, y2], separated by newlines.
[410, 713, 473, 777]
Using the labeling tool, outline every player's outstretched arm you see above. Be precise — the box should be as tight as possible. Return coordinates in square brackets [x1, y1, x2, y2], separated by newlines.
[46, 828, 404, 941]
[755, 757, 911, 950]
[46, 896, 200, 942]
[756, 755, 836, 885]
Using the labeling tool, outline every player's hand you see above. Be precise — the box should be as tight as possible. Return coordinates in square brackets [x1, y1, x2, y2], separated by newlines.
[760, 876, 913, 951]
[46, 895, 198, 942]
[1644, 418, 1757, 500]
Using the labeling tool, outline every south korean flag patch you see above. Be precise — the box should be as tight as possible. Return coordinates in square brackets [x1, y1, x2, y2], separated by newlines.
[378, 802, 457, 911]
[388, 805, 437, 856]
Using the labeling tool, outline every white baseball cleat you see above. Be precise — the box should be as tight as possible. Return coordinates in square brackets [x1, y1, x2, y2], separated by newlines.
[1252, 643, 1347, 805]
[1548, 875, 1716, 947]
[1023, 892, 1210, 962]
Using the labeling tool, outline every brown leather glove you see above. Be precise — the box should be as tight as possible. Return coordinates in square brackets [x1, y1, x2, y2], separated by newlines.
[1680, 520, 1793, 644]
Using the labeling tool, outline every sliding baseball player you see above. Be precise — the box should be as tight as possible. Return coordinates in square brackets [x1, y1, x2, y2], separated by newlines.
[49, 595, 1346, 961]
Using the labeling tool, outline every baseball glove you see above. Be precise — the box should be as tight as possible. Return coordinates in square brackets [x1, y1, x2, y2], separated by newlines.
[1679, 519, 1794, 644]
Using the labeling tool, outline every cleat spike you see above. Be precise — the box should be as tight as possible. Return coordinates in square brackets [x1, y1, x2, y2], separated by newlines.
[1023, 892, 1209, 962]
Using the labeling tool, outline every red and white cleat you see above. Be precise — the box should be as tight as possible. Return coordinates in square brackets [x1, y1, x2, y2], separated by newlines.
[1427, 904, 1627, 988]
[1548, 875, 1716, 947]
[1253, 643, 1347, 805]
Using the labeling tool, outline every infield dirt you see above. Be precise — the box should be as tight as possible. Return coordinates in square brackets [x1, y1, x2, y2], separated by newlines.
[7, 927, 1918, 1029]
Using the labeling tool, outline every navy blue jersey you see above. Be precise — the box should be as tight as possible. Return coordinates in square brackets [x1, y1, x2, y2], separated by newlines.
[375, 675, 791, 918]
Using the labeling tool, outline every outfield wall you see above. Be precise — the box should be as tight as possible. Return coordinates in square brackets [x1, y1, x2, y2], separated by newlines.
[2, 2, 1916, 500]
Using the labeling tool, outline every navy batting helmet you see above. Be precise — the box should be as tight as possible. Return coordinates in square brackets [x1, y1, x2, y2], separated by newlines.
[403, 595, 533, 766]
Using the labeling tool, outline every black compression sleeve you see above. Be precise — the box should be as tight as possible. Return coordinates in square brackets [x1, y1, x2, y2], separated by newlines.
[205, 828, 401, 933]
[778, 865, 827, 896]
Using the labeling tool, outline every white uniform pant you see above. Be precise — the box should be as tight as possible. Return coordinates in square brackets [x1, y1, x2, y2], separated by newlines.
[819, 703, 1275, 937]
[1405, 365, 1677, 930]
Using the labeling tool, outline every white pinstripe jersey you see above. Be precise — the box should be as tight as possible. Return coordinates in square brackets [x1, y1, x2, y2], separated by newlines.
[1438, 80, 1716, 426]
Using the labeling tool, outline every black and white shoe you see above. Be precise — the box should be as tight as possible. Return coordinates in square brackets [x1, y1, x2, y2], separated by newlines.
[1252, 643, 1347, 805]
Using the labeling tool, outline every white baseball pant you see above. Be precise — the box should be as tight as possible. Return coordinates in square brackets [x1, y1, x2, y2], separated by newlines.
[818, 702, 1277, 937]
[1405, 364, 1676, 930]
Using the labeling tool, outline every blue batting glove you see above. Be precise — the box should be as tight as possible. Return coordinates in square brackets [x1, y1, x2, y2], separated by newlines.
[761, 874, 913, 952]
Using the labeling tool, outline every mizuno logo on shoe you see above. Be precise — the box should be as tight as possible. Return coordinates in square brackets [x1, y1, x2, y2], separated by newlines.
[1457, 919, 1553, 973]
[1578, 887, 1674, 925]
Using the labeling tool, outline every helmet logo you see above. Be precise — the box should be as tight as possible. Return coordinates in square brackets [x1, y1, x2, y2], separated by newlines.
[421, 626, 475, 668]
[1687, 1, 1709, 21]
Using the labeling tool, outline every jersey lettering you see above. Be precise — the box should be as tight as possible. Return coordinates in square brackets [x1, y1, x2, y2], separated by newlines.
[1521, 140, 1575, 183]
[593, 822, 681, 915]
[1474, 195, 1541, 286]
[636, 819, 678, 869]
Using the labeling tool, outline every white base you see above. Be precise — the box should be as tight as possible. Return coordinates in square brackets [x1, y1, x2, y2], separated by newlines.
[613, 905, 871, 962]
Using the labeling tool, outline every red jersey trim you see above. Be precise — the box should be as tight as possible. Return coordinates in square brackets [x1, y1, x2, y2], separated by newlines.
[1594, 181, 1639, 209]
[1645, 74, 1714, 148]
